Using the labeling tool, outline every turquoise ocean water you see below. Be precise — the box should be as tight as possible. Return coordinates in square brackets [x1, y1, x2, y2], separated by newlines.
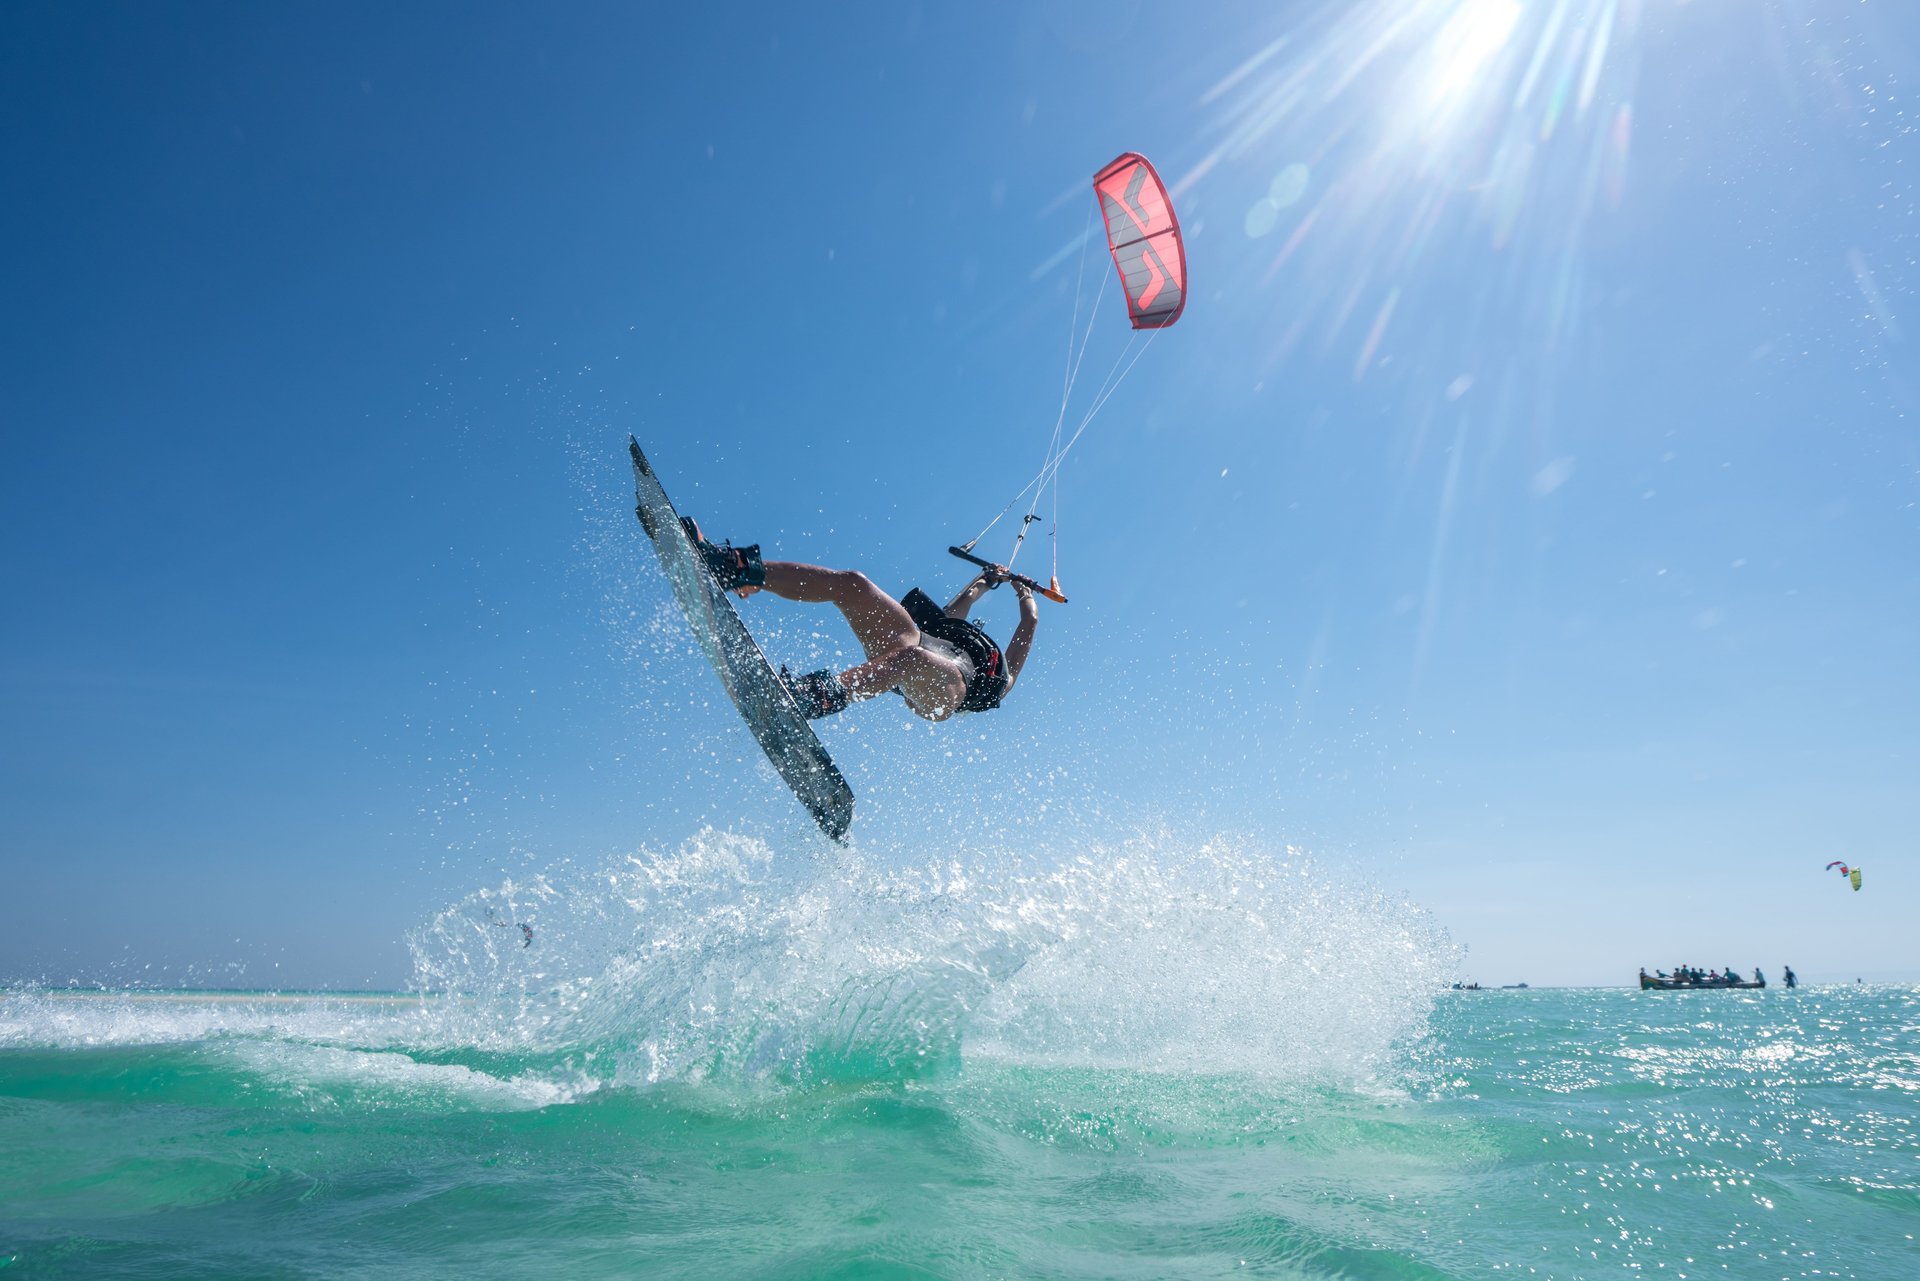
[3, 834, 1915, 1279]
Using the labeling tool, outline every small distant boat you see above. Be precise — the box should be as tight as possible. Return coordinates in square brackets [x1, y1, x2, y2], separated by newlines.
[1639, 972, 1766, 991]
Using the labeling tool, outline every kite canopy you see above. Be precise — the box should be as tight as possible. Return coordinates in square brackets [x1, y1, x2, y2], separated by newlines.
[1826, 861, 1862, 891]
[1093, 152, 1187, 330]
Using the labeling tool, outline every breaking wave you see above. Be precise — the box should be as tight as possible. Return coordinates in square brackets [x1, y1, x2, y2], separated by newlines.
[403, 827, 1456, 1092]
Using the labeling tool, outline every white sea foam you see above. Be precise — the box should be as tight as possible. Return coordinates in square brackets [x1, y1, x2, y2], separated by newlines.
[0, 990, 597, 1111]
[216, 1039, 597, 1111]
[0, 989, 430, 1052]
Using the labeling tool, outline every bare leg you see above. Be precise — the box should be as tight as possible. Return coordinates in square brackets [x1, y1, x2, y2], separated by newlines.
[841, 646, 969, 721]
[743, 561, 970, 719]
[754, 562, 918, 661]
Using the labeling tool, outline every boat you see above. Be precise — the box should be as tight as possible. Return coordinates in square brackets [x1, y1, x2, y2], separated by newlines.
[1639, 971, 1766, 991]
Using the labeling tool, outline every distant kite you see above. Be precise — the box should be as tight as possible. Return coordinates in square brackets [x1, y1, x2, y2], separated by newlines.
[1826, 861, 1862, 892]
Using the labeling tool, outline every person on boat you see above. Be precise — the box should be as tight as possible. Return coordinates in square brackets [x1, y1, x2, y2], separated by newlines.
[1753, 968, 1765, 986]
[679, 520, 1039, 722]
[1724, 967, 1742, 984]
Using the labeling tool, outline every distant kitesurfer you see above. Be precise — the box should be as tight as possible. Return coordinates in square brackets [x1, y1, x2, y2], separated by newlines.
[492, 920, 534, 948]
[680, 520, 1039, 722]
[1784, 966, 1797, 989]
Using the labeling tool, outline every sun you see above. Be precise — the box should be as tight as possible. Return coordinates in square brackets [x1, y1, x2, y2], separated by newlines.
[1427, 0, 1524, 108]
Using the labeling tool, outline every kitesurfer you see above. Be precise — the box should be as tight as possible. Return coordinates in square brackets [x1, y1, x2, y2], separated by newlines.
[680, 520, 1039, 722]
[1784, 966, 1797, 989]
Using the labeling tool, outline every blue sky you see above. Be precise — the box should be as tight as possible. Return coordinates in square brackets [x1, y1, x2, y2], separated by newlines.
[2, 0, 1914, 989]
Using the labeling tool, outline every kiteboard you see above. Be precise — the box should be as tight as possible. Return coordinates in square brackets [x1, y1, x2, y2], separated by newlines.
[628, 437, 855, 841]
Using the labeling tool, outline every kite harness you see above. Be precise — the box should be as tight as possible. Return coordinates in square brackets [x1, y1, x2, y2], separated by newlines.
[902, 588, 1010, 713]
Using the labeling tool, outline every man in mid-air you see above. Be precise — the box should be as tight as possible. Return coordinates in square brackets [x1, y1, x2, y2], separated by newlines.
[681, 519, 1038, 722]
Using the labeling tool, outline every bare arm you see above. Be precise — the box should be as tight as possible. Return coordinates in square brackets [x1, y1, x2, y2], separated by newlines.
[943, 572, 998, 620]
[1002, 581, 1040, 686]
